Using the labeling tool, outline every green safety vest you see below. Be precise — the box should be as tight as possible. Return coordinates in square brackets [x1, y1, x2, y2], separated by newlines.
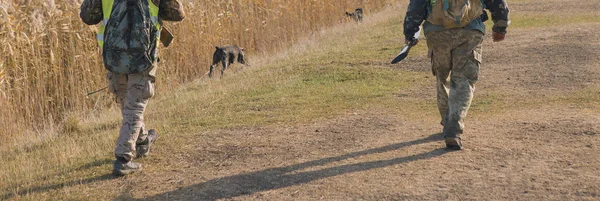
[97, 0, 161, 48]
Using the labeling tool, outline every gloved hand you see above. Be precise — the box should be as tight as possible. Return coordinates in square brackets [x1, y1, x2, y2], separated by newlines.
[492, 32, 505, 42]
[405, 39, 419, 46]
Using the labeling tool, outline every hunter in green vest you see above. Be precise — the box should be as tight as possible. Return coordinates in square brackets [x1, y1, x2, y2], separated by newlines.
[80, 0, 185, 176]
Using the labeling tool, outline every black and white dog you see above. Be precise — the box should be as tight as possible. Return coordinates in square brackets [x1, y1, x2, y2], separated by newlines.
[209, 45, 246, 78]
[345, 8, 363, 22]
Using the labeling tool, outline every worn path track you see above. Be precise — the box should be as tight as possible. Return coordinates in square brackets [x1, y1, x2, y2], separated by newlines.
[131, 6, 600, 201]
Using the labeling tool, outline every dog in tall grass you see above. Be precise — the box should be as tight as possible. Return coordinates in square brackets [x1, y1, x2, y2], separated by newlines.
[209, 45, 246, 78]
[345, 8, 363, 22]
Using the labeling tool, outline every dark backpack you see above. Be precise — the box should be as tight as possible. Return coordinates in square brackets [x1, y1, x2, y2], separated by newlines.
[103, 0, 158, 74]
[426, 0, 484, 28]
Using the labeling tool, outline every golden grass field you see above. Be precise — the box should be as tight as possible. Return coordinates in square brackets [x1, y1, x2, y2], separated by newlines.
[0, 0, 395, 145]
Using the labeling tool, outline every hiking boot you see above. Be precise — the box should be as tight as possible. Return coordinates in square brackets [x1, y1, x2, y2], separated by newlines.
[136, 129, 158, 158]
[113, 158, 142, 176]
[445, 137, 462, 150]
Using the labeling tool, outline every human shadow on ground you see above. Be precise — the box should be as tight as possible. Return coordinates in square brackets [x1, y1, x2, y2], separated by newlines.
[2, 159, 116, 200]
[138, 133, 449, 201]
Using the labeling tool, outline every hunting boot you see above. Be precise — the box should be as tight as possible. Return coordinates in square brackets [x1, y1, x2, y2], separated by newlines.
[445, 137, 462, 150]
[136, 129, 158, 158]
[113, 157, 142, 176]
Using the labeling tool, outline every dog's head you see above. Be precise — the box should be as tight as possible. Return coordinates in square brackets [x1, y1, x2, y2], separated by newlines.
[215, 46, 227, 54]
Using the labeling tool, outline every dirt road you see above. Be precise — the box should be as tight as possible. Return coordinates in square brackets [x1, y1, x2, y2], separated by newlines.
[5, 1, 599, 200]
[130, 6, 600, 201]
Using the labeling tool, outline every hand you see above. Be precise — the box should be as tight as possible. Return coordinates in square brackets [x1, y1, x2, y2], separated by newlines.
[405, 39, 419, 46]
[492, 32, 505, 42]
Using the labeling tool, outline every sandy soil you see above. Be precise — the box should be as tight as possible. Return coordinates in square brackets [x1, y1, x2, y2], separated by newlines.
[124, 20, 600, 201]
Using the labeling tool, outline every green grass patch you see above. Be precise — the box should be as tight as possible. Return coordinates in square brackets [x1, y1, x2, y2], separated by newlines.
[147, 10, 422, 134]
[510, 14, 600, 29]
[553, 86, 600, 108]
[470, 92, 505, 114]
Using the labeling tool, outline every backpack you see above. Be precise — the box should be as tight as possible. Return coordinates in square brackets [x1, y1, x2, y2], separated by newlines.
[426, 0, 483, 29]
[102, 0, 159, 74]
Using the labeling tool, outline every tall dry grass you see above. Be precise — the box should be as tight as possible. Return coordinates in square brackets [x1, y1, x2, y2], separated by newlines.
[0, 0, 401, 149]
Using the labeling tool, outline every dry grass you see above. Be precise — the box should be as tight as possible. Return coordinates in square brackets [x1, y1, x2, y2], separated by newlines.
[0, 1, 403, 197]
[0, 3, 414, 199]
[0, 0, 398, 148]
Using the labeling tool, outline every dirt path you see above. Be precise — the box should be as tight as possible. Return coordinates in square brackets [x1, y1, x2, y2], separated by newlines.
[106, 21, 600, 200]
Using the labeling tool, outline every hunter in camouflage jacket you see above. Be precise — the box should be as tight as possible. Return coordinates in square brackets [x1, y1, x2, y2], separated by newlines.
[80, 0, 186, 25]
[404, 0, 510, 41]
[79, 0, 186, 175]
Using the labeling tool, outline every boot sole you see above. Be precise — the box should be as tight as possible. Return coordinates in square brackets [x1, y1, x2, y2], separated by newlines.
[113, 167, 142, 176]
[445, 138, 462, 150]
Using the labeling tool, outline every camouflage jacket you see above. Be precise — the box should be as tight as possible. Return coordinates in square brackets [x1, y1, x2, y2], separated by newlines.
[80, 0, 185, 25]
[404, 0, 510, 41]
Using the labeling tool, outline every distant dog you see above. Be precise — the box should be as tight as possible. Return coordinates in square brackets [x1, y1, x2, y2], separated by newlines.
[209, 45, 246, 78]
[345, 8, 363, 22]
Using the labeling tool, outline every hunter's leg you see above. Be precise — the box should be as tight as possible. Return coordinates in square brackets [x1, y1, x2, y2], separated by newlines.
[443, 29, 484, 139]
[426, 30, 453, 128]
[108, 72, 128, 110]
[114, 70, 155, 161]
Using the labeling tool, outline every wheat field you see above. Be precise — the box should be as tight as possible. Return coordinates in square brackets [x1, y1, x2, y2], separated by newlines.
[0, 0, 400, 149]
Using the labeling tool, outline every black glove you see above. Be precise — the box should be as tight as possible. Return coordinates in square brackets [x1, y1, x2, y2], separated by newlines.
[480, 10, 489, 22]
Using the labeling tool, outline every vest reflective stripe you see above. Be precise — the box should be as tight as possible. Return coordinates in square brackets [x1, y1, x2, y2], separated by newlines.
[149, 2, 161, 41]
[97, 0, 161, 48]
[149, 2, 160, 30]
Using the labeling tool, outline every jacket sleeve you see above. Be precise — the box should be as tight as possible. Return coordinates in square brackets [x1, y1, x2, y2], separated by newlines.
[403, 0, 427, 41]
[159, 0, 186, 21]
[484, 0, 510, 34]
[79, 0, 103, 25]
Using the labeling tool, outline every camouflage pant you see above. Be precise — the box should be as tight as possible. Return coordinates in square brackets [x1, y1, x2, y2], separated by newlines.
[108, 65, 156, 161]
[425, 29, 484, 138]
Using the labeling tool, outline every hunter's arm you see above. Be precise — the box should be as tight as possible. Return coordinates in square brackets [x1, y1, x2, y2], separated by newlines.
[403, 0, 427, 41]
[158, 0, 186, 21]
[484, 0, 510, 34]
[80, 0, 103, 25]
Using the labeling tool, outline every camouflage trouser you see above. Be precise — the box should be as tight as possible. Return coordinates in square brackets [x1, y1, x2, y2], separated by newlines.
[108, 65, 157, 161]
[425, 29, 484, 138]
